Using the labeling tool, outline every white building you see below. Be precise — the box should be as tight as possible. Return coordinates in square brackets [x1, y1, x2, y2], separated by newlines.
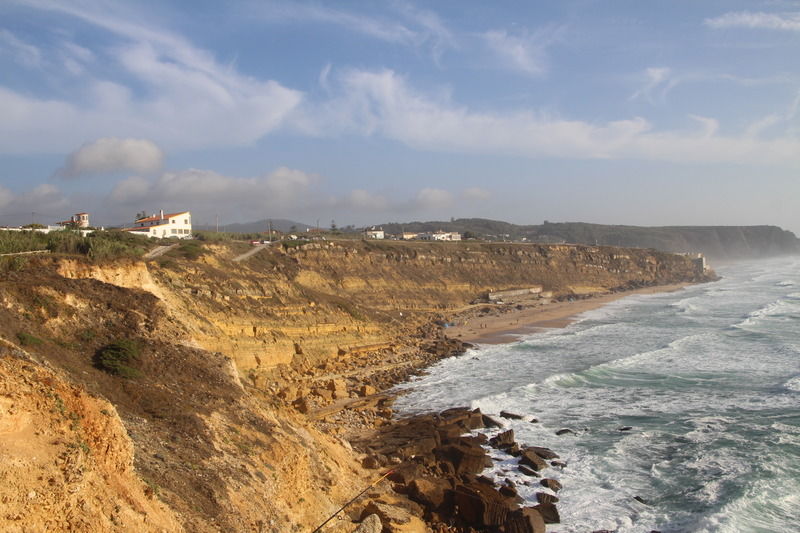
[364, 227, 385, 239]
[58, 212, 90, 228]
[123, 210, 192, 239]
[419, 230, 461, 241]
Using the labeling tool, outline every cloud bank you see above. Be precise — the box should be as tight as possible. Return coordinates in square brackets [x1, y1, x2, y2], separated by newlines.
[60, 138, 165, 178]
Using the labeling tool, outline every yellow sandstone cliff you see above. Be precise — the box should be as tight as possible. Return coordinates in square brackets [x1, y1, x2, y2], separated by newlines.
[0, 240, 712, 532]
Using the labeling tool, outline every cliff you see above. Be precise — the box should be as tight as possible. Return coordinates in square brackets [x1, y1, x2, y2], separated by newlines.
[0, 240, 713, 532]
[378, 219, 800, 261]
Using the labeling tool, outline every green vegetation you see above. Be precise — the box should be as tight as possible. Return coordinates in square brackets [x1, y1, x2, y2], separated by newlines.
[281, 239, 310, 249]
[0, 228, 153, 263]
[16, 332, 44, 346]
[194, 230, 267, 242]
[94, 338, 142, 378]
[177, 241, 205, 260]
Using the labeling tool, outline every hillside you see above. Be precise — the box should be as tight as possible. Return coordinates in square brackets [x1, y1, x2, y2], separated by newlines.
[377, 219, 800, 260]
[0, 240, 714, 531]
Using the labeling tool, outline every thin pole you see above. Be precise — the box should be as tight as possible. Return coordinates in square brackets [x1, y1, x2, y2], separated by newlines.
[310, 469, 394, 533]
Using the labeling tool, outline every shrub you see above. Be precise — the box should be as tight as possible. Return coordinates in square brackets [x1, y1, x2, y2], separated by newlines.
[17, 332, 44, 346]
[178, 241, 205, 260]
[94, 339, 142, 378]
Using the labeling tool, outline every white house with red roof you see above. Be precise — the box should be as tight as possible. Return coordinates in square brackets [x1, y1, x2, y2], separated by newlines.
[122, 210, 192, 239]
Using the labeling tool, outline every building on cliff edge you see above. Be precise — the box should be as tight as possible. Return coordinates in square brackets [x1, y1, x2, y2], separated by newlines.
[122, 210, 192, 239]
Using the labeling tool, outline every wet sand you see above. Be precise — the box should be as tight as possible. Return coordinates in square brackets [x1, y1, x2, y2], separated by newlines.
[446, 283, 689, 344]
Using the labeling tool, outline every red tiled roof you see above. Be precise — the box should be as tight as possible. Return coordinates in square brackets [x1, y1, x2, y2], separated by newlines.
[135, 211, 189, 223]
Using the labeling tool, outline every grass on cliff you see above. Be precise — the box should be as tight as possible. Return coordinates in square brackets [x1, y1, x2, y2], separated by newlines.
[0, 229, 154, 265]
[94, 339, 142, 378]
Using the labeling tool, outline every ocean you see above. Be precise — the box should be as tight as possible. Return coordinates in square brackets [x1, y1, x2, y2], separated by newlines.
[394, 256, 800, 532]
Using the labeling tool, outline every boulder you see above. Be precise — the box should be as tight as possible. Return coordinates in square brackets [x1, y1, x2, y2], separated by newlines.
[359, 384, 377, 397]
[293, 397, 311, 414]
[505, 507, 546, 533]
[452, 484, 512, 527]
[555, 428, 575, 436]
[526, 446, 559, 460]
[518, 464, 540, 477]
[436, 442, 489, 475]
[533, 502, 560, 524]
[535, 492, 559, 504]
[519, 449, 548, 472]
[360, 501, 412, 527]
[387, 462, 423, 485]
[482, 414, 503, 428]
[500, 410, 524, 420]
[540, 478, 562, 492]
[408, 478, 447, 510]
[353, 514, 382, 533]
[489, 429, 515, 448]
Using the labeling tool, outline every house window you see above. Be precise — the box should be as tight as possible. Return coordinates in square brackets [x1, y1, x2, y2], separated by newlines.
[184, 219, 188, 224]
[171, 229, 177, 234]
[171, 219, 175, 224]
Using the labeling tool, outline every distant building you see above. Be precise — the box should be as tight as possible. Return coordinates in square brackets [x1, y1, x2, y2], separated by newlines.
[364, 227, 385, 239]
[419, 230, 461, 241]
[122, 210, 192, 239]
[58, 212, 90, 228]
[400, 232, 418, 240]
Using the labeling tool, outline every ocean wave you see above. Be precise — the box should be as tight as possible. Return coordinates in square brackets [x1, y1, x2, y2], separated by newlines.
[776, 280, 795, 287]
[783, 376, 800, 392]
[733, 298, 800, 328]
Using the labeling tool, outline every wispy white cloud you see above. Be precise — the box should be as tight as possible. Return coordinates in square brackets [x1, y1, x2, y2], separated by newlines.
[0, 29, 42, 67]
[705, 11, 800, 31]
[310, 68, 800, 165]
[630, 67, 678, 103]
[0, 0, 302, 153]
[59, 138, 164, 178]
[483, 26, 562, 76]
[254, 1, 456, 60]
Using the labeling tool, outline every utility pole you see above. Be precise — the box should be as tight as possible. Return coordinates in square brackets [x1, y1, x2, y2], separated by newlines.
[268, 219, 273, 241]
[215, 214, 219, 233]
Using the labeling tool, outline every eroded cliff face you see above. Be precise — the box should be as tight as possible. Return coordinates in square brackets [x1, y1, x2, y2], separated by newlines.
[57, 241, 709, 376]
[0, 241, 712, 532]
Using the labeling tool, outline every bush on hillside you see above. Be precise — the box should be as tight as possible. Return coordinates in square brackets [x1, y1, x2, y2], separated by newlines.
[94, 339, 142, 378]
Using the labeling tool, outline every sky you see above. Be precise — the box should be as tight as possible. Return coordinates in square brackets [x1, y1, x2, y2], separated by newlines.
[0, 0, 799, 233]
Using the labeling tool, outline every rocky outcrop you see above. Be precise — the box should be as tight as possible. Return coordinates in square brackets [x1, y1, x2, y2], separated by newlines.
[349, 407, 561, 532]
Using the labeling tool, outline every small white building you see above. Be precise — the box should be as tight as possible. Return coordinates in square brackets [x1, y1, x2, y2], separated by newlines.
[400, 232, 419, 240]
[364, 227, 385, 239]
[123, 210, 192, 239]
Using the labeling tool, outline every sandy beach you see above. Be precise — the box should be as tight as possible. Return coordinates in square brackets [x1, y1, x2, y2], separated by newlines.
[446, 283, 690, 344]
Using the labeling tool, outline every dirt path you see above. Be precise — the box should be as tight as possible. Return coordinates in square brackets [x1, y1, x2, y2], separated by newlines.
[143, 243, 178, 259]
[232, 243, 269, 262]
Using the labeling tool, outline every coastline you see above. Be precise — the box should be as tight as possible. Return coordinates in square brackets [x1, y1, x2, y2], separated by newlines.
[444, 283, 690, 345]
[330, 282, 695, 531]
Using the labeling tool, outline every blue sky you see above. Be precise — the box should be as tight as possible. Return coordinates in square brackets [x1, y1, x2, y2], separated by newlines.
[1, 0, 799, 232]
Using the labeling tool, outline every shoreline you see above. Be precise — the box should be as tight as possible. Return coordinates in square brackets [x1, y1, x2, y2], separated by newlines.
[444, 283, 690, 345]
[330, 282, 696, 531]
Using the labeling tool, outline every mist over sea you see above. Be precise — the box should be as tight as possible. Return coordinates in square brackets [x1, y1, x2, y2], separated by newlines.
[394, 256, 800, 532]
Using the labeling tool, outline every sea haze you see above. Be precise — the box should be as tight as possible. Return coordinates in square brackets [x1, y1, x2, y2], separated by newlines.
[394, 256, 800, 532]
